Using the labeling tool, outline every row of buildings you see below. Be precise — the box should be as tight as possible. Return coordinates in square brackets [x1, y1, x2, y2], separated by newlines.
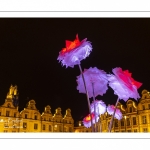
[75, 89, 150, 132]
[1, 85, 150, 132]
[0, 85, 74, 132]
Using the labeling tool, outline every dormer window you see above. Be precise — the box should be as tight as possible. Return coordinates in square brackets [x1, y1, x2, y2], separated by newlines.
[34, 115, 37, 120]
[7, 103, 10, 107]
[25, 114, 28, 119]
[6, 111, 9, 117]
[142, 105, 145, 110]
[129, 107, 132, 113]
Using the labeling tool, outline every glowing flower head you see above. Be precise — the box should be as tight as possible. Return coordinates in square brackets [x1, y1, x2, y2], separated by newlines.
[107, 67, 142, 101]
[82, 113, 99, 128]
[90, 100, 106, 115]
[57, 34, 92, 68]
[77, 67, 108, 98]
[107, 105, 122, 120]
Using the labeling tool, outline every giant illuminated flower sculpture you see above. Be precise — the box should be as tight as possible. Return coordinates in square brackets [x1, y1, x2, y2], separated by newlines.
[107, 67, 142, 132]
[82, 113, 99, 128]
[90, 100, 106, 115]
[77, 67, 108, 98]
[107, 105, 122, 120]
[57, 34, 94, 131]
[107, 67, 142, 101]
[77, 67, 108, 132]
[57, 34, 92, 68]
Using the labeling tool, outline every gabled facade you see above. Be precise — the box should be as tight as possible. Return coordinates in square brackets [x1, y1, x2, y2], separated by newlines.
[0, 85, 74, 132]
[75, 89, 150, 132]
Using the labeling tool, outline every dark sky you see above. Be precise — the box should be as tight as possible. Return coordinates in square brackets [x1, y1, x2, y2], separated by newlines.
[0, 18, 149, 124]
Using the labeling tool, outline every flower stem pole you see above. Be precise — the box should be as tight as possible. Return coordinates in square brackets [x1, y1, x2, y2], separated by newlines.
[92, 82, 97, 132]
[108, 97, 119, 132]
[78, 64, 95, 132]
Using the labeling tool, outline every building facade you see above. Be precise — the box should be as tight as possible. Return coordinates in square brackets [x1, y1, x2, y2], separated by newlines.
[74, 89, 150, 132]
[0, 85, 74, 132]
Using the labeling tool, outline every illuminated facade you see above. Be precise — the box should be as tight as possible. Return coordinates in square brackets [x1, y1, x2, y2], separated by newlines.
[74, 89, 150, 132]
[0, 85, 74, 132]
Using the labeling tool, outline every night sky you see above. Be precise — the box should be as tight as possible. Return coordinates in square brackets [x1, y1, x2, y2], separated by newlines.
[0, 18, 149, 124]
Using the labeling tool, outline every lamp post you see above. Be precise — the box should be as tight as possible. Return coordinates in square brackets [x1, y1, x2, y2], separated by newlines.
[124, 115, 127, 132]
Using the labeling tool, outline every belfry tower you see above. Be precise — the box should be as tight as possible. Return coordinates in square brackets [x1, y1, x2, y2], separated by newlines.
[6, 85, 19, 108]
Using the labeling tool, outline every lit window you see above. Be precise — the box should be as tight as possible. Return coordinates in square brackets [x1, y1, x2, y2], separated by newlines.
[34, 124, 38, 129]
[143, 128, 148, 132]
[142, 116, 147, 124]
[43, 125, 45, 130]
[6, 111, 9, 117]
[23, 122, 27, 128]
[132, 117, 136, 125]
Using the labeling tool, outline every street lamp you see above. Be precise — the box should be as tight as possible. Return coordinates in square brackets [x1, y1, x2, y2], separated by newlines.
[124, 115, 127, 132]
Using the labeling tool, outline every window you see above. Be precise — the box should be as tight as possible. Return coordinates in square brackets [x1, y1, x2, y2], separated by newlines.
[121, 120, 124, 126]
[4, 130, 8, 132]
[6, 111, 9, 117]
[127, 130, 131, 132]
[122, 130, 125, 132]
[44, 118, 46, 121]
[25, 114, 27, 119]
[142, 105, 145, 110]
[143, 128, 148, 132]
[43, 125, 45, 130]
[132, 117, 136, 125]
[7, 104, 10, 107]
[127, 118, 130, 126]
[115, 120, 118, 127]
[142, 116, 147, 124]
[129, 107, 132, 113]
[148, 104, 150, 109]
[59, 126, 62, 132]
[0, 112, 1, 116]
[34, 124, 38, 129]
[34, 115, 37, 120]
[23, 122, 27, 128]
[134, 129, 137, 132]
[69, 127, 72, 132]
[14, 113, 16, 117]
[49, 125, 51, 131]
